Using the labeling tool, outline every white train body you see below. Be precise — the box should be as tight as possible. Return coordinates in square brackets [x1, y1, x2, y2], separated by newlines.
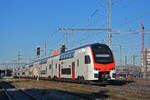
[15, 43, 115, 81]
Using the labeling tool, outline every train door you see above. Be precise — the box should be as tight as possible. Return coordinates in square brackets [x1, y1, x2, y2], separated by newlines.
[51, 60, 54, 78]
[72, 62, 75, 80]
[58, 64, 61, 80]
[46, 65, 48, 78]
[48, 60, 53, 78]
[53, 63, 58, 78]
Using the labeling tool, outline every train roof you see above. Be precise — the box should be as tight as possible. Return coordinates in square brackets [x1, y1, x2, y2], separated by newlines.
[60, 43, 108, 54]
[25, 43, 107, 66]
[46, 43, 101, 57]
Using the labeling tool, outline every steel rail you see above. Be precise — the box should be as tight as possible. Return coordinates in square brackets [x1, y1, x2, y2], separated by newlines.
[2, 88, 13, 100]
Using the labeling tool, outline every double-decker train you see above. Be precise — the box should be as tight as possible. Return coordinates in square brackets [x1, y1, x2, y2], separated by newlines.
[14, 43, 116, 81]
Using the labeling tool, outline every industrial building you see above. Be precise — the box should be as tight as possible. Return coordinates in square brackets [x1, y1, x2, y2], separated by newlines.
[115, 65, 141, 80]
[141, 49, 150, 79]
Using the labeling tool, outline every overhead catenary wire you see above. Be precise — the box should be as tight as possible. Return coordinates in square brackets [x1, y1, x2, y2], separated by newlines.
[112, 11, 150, 29]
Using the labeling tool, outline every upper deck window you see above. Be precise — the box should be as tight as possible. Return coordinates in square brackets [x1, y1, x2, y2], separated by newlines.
[40, 58, 47, 64]
[60, 51, 75, 60]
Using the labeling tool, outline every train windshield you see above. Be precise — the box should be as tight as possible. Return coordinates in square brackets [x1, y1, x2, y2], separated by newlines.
[91, 44, 113, 64]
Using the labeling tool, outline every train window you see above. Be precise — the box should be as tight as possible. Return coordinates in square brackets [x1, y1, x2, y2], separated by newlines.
[85, 55, 91, 64]
[49, 64, 51, 69]
[77, 59, 79, 67]
[69, 53, 72, 58]
[60, 52, 75, 60]
[40, 70, 46, 74]
[55, 63, 57, 69]
[61, 68, 71, 75]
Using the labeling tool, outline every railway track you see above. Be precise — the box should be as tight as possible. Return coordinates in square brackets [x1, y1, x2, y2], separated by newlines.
[3, 78, 150, 100]
[0, 81, 38, 100]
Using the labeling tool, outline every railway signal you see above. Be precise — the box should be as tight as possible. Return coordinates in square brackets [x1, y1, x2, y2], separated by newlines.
[36, 47, 40, 58]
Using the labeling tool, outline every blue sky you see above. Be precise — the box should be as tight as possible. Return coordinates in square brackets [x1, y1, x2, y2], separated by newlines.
[0, 0, 150, 65]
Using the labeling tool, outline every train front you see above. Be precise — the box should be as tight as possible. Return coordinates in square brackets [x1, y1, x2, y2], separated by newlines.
[90, 43, 115, 80]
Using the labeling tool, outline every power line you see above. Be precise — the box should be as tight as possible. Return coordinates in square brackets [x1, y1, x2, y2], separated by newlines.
[112, 12, 150, 29]
[44, 41, 47, 57]
[17, 51, 21, 68]
[58, 27, 109, 49]
[108, 0, 112, 49]
[58, 27, 109, 31]
[111, 30, 150, 34]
